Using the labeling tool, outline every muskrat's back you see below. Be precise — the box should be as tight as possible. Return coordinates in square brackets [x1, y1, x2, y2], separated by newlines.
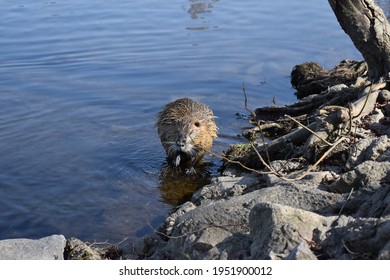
[156, 98, 217, 172]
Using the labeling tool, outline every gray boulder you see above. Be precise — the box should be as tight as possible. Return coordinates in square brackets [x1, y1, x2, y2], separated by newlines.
[141, 173, 343, 260]
[321, 216, 390, 259]
[0, 234, 66, 260]
[346, 135, 390, 169]
[249, 202, 335, 259]
[330, 160, 390, 193]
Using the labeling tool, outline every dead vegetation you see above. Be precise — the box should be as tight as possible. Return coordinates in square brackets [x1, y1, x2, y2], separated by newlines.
[220, 60, 389, 180]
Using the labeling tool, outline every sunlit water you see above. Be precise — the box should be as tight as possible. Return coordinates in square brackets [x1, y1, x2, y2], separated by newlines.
[0, 0, 367, 243]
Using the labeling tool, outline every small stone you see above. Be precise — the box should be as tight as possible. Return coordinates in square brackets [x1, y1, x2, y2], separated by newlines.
[378, 89, 390, 103]
[370, 108, 385, 123]
[285, 242, 318, 260]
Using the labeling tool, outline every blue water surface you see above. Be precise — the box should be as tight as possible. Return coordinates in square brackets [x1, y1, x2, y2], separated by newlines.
[0, 0, 364, 243]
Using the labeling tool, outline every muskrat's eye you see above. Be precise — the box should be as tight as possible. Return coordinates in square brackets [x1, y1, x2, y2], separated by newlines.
[194, 121, 200, 127]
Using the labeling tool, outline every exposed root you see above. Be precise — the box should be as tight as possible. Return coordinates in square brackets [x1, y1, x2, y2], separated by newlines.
[223, 60, 387, 182]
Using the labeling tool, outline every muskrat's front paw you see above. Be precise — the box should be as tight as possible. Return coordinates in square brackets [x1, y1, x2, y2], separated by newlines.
[184, 167, 196, 175]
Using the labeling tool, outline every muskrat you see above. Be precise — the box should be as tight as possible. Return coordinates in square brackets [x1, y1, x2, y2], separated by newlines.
[156, 98, 218, 173]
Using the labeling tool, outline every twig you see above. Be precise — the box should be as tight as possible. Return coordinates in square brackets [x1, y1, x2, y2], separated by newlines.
[245, 122, 282, 131]
[253, 120, 272, 164]
[354, 82, 372, 119]
[213, 135, 344, 182]
[346, 102, 353, 135]
[152, 220, 248, 240]
[210, 152, 272, 175]
[338, 187, 354, 217]
[285, 114, 333, 146]
[248, 141, 279, 175]
[342, 239, 359, 255]
[242, 82, 250, 115]
[242, 82, 272, 165]
[352, 81, 384, 119]
[283, 137, 345, 181]
[221, 82, 354, 182]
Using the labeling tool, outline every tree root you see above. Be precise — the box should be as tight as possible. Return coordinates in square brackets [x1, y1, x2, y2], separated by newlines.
[223, 60, 387, 181]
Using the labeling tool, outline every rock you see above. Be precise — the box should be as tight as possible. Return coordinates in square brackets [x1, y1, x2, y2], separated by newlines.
[330, 160, 390, 193]
[263, 174, 344, 215]
[131, 119, 389, 260]
[249, 202, 335, 259]
[138, 172, 344, 260]
[265, 171, 332, 187]
[191, 174, 261, 205]
[370, 121, 390, 136]
[355, 184, 390, 218]
[378, 89, 390, 103]
[347, 135, 390, 170]
[378, 241, 390, 260]
[269, 160, 307, 174]
[0, 234, 66, 260]
[378, 148, 390, 162]
[346, 137, 374, 170]
[162, 201, 197, 236]
[215, 233, 252, 260]
[161, 194, 252, 259]
[138, 179, 246, 259]
[139, 233, 167, 259]
[321, 216, 390, 259]
[64, 237, 102, 260]
[285, 241, 318, 260]
[133, 164, 389, 260]
[383, 103, 390, 116]
[370, 108, 385, 124]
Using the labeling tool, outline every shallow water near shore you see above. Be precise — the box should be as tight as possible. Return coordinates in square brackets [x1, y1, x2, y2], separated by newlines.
[0, 0, 372, 243]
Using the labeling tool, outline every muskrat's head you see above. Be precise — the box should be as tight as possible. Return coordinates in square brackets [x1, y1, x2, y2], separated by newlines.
[156, 98, 218, 171]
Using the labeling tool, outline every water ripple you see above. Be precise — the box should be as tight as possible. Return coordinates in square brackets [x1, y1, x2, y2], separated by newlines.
[0, 0, 366, 242]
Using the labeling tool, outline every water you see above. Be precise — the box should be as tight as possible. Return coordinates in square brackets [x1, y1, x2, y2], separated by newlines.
[0, 0, 365, 243]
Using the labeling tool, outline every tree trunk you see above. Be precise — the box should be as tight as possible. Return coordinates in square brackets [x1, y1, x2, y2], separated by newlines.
[328, 0, 390, 81]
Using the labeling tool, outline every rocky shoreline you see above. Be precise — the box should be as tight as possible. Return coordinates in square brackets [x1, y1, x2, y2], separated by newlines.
[2, 147, 388, 260]
[1, 60, 390, 260]
[122, 61, 390, 260]
[132, 155, 389, 259]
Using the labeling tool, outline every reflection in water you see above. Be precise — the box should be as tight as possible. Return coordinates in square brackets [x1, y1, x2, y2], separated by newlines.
[186, 0, 219, 31]
[187, 0, 219, 19]
[158, 164, 213, 206]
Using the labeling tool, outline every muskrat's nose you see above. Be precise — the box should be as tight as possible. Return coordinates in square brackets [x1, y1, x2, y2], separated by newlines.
[176, 139, 186, 149]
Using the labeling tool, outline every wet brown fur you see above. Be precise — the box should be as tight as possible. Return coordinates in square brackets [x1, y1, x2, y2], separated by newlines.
[156, 98, 218, 171]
